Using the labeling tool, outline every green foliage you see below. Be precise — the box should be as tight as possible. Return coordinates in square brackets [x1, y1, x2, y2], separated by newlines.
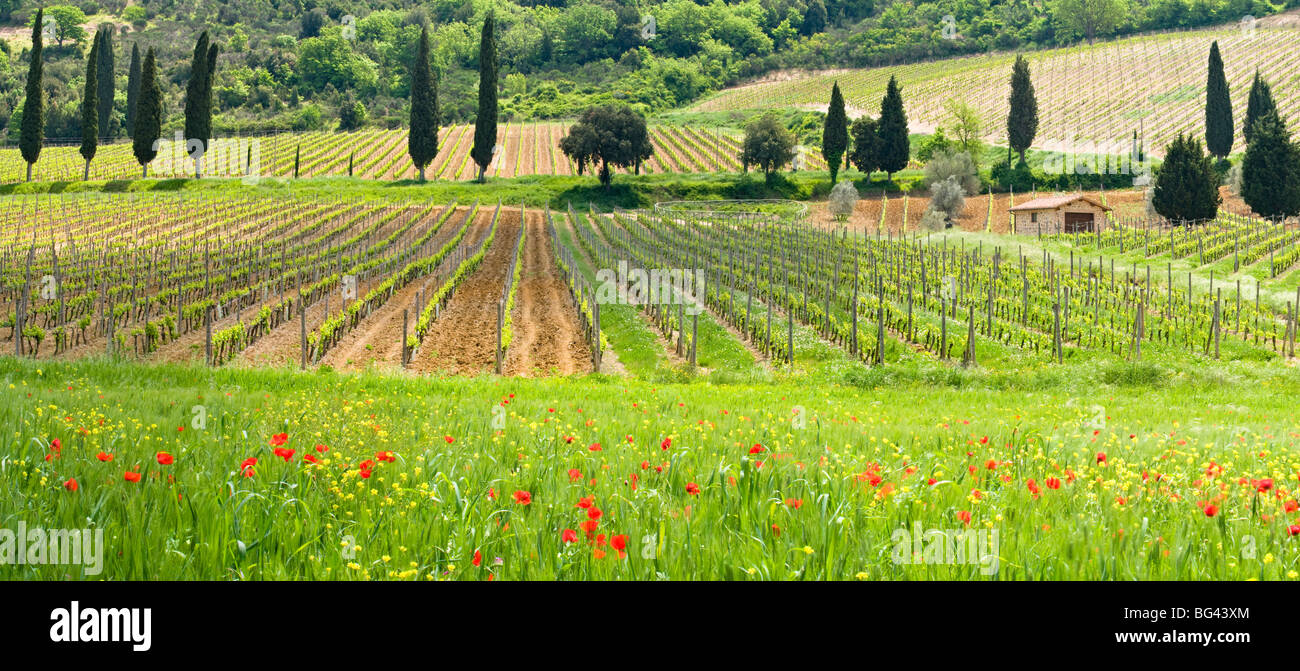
[125, 43, 141, 137]
[96, 27, 115, 140]
[44, 6, 89, 47]
[1152, 134, 1220, 224]
[821, 82, 848, 184]
[1241, 111, 1300, 220]
[1243, 70, 1276, 146]
[1204, 41, 1233, 160]
[741, 113, 796, 180]
[559, 104, 654, 188]
[19, 9, 45, 176]
[848, 116, 879, 175]
[1006, 54, 1038, 164]
[408, 27, 439, 181]
[472, 12, 498, 182]
[183, 32, 219, 174]
[875, 76, 910, 178]
[1050, 0, 1125, 44]
[131, 48, 162, 174]
[79, 32, 98, 167]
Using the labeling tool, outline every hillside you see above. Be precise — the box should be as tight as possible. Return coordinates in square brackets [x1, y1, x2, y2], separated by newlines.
[694, 13, 1300, 156]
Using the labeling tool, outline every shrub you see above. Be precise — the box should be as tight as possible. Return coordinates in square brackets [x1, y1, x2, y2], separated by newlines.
[828, 180, 859, 221]
[924, 150, 979, 195]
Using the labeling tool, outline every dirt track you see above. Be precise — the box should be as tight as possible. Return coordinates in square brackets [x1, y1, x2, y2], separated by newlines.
[317, 208, 485, 372]
[502, 212, 594, 376]
[409, 209, 522, 375]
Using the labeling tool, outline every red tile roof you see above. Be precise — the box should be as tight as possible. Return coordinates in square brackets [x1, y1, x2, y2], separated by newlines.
[1008, 195, 1112, 212]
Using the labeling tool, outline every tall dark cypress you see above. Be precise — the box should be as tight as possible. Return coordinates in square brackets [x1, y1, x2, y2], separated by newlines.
[133, 48, 162, 178]
[471, 11, 498, 183]
[184, 32, 218, 177]
[19, 8, 45, 182]
[822, 82, 848, 184]
[126, 43, 141, 137]
[875, 75, 910, 180]
[408, 25, 439, 182]
[97, 27, 115, 139]
[81, 33, 99, 181]
[1006, 54, 1038, 164]
[1241, 111, 1300, 220]
[1244, 70, 1276, 146]
[1205, 41, 1233, 160]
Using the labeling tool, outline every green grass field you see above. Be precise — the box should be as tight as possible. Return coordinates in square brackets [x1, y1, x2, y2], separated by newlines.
[3, 351, 1298, 581]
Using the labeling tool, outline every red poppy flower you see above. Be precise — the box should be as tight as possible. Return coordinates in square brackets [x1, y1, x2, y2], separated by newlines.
[956, 510, 972, 526]
[1203, 504, 1219, 517]
[611, 534, 628, 558]
[576, 495, 594, 509]
[581, 519, 599, 535]
[472, 550, 482, 567]
[1096, 452, 1107, 464]
[444, 436, 454, 444]
[685, 482, 700, 495]
[568, 468, 582, 482]
[1285, 500, 1299, 513]
[661, 437, 672, 450]
[749, 444, 765, 454]
[587, 506, 602, 520]
[51, 438, 62, 452]
[155, 452, 174, 466]
[64, 478, 78, 492]
[1045, 476, 1061, 490]
[97, 451, 113, 462]
[270, 433, 289, 447]
[1288, 525, 1300, 537]
[514, 490, 532, 505]
[785, 498, 803, 508]
[315, 444, 329, 453]
[303, 454, 320, 464]
[124, 471, 142, 483]
[273, 447, 295, 462]
[589, 443, 602, 452]
[562, 529, 579, 543]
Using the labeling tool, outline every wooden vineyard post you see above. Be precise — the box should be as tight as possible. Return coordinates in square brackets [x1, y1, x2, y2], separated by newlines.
[593, 299, 601, 373]
[401, 309, 409, 367]
[787, 298, 794, 365]
[962, 304, 976, 367]
[204, 305, 213, 366]
[299, 290, 307, 370]
[691, 310, 699, 367]
[940, 297, 947, 360]
[496, 299, 504, 374]
[876, 305, 885, 366]
[1052, 298, 1062, 364]
[851, 254, 859, 355]
[677, 300, 685, 357]
[1213, 294, 1221, 360]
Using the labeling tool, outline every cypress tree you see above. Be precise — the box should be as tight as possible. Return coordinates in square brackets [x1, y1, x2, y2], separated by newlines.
[81, 33, 99, 181]
[184, 32, 218, 177]
[1244, 70, 1276, 146]
[19, 8, 45, 183]
[132, 48, 162, 178]
[294, 144, 300, 178]
[1205, 41, 1233, 161]
[1241, 111, 1300, 220]
[821, 82, 848, 184]
[471, 11, 498, 183]
[1152, 134, 1220, 224]
[875, 75, 910, 181]
[97, 26, 114, 139]
[1006, 54, 1038, 164]
[126, 43, 141, 137]
[408, 25, 439, 182]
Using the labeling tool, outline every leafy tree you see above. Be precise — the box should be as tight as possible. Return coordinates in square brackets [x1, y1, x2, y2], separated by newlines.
[848, 116, 879, 176]
[301, 9, 326, 38]
[1241, 111, 1300, 220]
[1151, 134, 1220, 224]
[19, 9, 45, 183]
[96, 27, 114, 139]
[741, 113, 796, 182]
[339, 95, 367, 131]
[45, 6, 89, 47]
[924, 150, 979, 195]
[927, 177, 965, 225]
[1204, 41, 1232, 161]
[472, 12, 499, 183]
[822, 82, 848, 184]
[80, 32, 98, 181]
[875, 75, 910, 180]
[184, 32, 219, 177]
[1006, 54, 1038, 164]
[1244, 70, 1276, 146]
[408, 26, 439, 182]
[1050, 0, 1124, 45]
[943, 99, 984, 162]
[801, 0, 828, 36]
[132, 48, 162, 178]
[126, 43, 141, 137]
[558, 104, 653, 189]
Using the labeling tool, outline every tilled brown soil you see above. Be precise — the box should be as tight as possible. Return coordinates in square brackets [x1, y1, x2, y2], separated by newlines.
[410, 209, 522, 376]
[502, 212, 594, 377]
[317, 208, 485, 372]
